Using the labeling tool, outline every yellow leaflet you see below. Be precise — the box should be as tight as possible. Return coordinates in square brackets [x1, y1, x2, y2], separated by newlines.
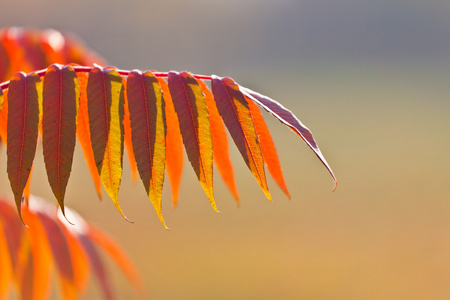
[100, 70, 126, 220]
[147, 74, 166, 227]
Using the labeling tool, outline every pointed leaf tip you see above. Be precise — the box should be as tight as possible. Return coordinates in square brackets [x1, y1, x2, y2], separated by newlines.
[240, 85, 337, 188]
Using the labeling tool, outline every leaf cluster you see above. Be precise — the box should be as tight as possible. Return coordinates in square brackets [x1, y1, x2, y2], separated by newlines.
[0, 27, 336, 228]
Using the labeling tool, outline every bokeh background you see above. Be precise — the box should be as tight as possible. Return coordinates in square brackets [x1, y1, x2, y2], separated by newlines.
[1, 0, 450, 299]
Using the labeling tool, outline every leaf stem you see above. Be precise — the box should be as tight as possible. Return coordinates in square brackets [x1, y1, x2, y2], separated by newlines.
[0, 66, 213, 91]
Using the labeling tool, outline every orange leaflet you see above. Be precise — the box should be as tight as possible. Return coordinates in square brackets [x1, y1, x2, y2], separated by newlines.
[42, 64, 80, 215]
[6, 72, 42, 218]
[0, 37, 11, 81]
[157, 77, 184, 207]
[57, 220, 90, 297]
[128, 70, 167, 228]
[121, 77, 138, 183]
[0, 221, 12, 299]
[0, 89, 6, 144]
[87, 67, 127, 220]
[87, 225, 144, 296]
[240, 86, 337, 188]
[21, 207, 53, 300]
[246, 97, 290, 198]
[1, 29, 33, 77]
[76, 72, 102, 199]
[79, 234, 114, 300]
[37, 212, 77, 300]
[168, 71, 216, 211]
[197, 79, 239, 203]
[211, 76, 271, 201]
[0, 86, 3, 112]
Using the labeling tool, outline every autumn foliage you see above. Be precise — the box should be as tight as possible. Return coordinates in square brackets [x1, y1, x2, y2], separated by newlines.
[0, 196, 142, 300]
[0, 27, 336, 229]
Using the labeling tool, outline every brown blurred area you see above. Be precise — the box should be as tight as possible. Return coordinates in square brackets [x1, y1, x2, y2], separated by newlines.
[1, 1, 450, 299]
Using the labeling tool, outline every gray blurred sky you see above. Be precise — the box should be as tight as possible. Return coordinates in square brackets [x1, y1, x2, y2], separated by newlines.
[1, 0, 449, 74]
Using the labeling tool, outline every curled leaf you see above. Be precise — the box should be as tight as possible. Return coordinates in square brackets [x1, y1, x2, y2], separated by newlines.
[240, 86, 337, 187]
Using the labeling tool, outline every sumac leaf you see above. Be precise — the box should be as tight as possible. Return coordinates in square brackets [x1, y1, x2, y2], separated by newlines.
[168, 71, 216, 211]
[211, 76, 271, 200]
[127, 70, 167, 228]
[87, 67, 127, 220]
[42, 64, 80, 215]
[7, 72, 42, 218]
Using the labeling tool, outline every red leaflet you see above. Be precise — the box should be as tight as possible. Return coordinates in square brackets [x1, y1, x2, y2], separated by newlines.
[211, 76, 271, 200]
[246, 98, 290, 198]
[42, 64, 80, 214]
[197, 79, 239, 203]
[157, 77, 184, 207]
[7, 72, 42, 218]
[127, 70, 167, 228]
[87, 67, 127, 220]
[76, 72, 103, 199]
[240, 86, 337, 187]
[168, 71, 216, 211]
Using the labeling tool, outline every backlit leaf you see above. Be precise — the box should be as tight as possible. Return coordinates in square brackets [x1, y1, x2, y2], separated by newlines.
[87, 67, 127, 220]
[128, 70, 167, 227]
[168, 71, 216, 211]
[211, 76, 271, 200]
[42, 64, 80, 215]
[7, 72, 42, 218]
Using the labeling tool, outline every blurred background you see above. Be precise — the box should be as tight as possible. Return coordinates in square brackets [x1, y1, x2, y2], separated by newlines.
[1, 0, 450, 299]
